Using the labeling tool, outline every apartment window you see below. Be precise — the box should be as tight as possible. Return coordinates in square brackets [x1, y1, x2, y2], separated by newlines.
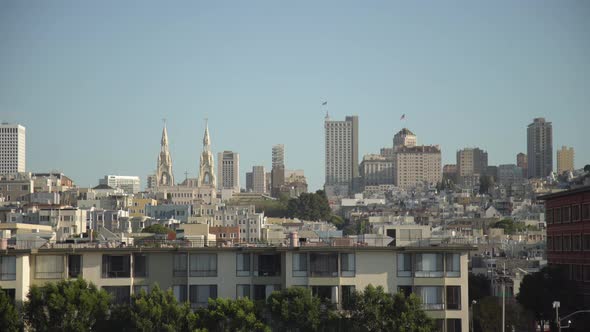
[445, 253, 461, 277]
[546, 209, 553, 224]
[563, 206, 571, 223]
[572, 205, 581, 222]
[253, 285, 267, 301]
[446, 319, 462, 332]
[236, 253, 251, 277]
[341, 285, 356, 310]
[414, 286, 444, 310]
[103, 286, 130, 304]
[583, 204, 590, 220]
[547, 236, 553, 251]
[555, 236, 563, 251]
[101, 255, 130, 278]
[236, 285, 251, 299]
[0, 256, 16, 280]
[133, 254, 148, 278]
[189, 285, 217, 307]
[68, 255, 82, 278]
[341, 253, 356, 277]
[563, 235, 572, 251]
[397, 253, 412, 277]
[415, 253, 444, 277]
[133, 285, 149, 295]
[310, 253, 338, 277]
[312, 286, 335, 303]
[173, 285, 188, 303]
[36, 255, 64, 279]
[573, 235, 582, 251]
[254, 254, 281, 277]
[173, 254, 188, 277]
[584, 235, 590, 251]
[292, 253, 308, 277]
[584, 266, 590, 281]
[190, 254, 217, 277]
[446, 286, 461, 310]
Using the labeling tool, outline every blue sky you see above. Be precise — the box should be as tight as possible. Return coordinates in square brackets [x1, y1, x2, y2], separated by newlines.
[1, 1, 589, 190]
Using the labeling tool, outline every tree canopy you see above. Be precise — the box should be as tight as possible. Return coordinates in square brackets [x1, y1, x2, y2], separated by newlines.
[286, 190, 332, 222]
[24, 278, 110, 332]
[0, 288, 20, 332]
[266, 287, 324, 332]
[197, 297, 269, 332]
[141, 224, 173, 234]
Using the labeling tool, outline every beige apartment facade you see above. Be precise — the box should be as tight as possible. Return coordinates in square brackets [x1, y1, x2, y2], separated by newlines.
[394, 145, 442, 189]
[556, 145, 574, 174]
[1, 245, 471, 332]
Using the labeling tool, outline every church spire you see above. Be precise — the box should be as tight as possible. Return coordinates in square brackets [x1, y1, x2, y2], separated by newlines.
[161, 120, 169, 148]
[156, 119, 174, 187]
[203, 118, 210, 151]
[197, 118, 216, 188]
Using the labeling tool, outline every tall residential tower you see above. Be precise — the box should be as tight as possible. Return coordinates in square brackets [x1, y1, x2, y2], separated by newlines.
[0, 123, 26, 174]
[557, 146, 574, 174]
[324, 115, 359, 193]
[217, 151, 240, 192]
[527, 118, 553, 178]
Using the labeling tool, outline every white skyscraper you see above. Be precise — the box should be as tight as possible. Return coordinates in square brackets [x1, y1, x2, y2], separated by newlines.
[252, 165, 266, 194]
[0, 123, 26, 174]
[324, 115, 359, 192]
[217, 151, 240, 192]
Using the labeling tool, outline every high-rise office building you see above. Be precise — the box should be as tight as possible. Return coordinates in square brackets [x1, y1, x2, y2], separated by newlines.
[251, 166, 266, 194]
[245, 172, 253, 192]
[456, 148, 488, 178]
[527, 118, 553, 178]
[217, 151, 240, 192]
[324, 115, 359, 192]
[271, 144, 285, 196]
[516, 153, 527, 178]
[557, 146, 574, 174]
[393, 146, 442, 189]
[0, 123, 26, 174]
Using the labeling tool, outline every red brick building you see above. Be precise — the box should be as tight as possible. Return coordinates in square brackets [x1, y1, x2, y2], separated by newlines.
[540, 186, 590, 303]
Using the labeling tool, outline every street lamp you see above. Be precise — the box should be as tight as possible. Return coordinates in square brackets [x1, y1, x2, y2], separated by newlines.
[553, 301, 560, 331]
[471, 300, 477, 332]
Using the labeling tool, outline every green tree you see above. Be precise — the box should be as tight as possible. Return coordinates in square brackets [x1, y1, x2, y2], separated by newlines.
[516, 266, 577, 330]
[348, 285, 434, 332]
[469, 273, 491, 303]
[0, 288, 20, 332]
[266, 287, 323, 331]
[286, 190, 332, 222]
[198, 297, 269, 332]
[141, 224, 173, 234]
[474, 296, 501, 332]
[24, 278, 110, 332]
[108, 284, 199, 332]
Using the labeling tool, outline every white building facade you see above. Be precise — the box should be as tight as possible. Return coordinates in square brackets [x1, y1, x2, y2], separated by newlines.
[0, 123, 26, 174]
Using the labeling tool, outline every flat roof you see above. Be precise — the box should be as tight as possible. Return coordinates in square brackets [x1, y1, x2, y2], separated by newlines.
[537, 186, 590, 200]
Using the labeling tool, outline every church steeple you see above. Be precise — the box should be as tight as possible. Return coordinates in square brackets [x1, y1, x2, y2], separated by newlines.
[197, 119, 216, 188]
[156, 120, 174, 187]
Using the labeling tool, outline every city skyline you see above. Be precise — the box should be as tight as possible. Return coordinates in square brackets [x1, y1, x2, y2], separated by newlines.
[1, 1, 589, 190]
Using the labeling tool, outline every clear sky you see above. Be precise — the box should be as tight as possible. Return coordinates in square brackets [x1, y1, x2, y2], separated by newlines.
[1, 1, 589, 191]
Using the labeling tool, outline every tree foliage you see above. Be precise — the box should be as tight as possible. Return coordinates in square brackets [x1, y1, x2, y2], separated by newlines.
[469, 273, 491, 303]
[0, 288, 20, 332]
[286, 190, 332, 222]
[197, 297, 269, 332]
[348, 285, 434, 332]
[109, 284, 199, 332]
[141, 224, 173, 234]
[266, 287, 324, 331]
[491, 219, 526, 235]
[24, 278, 110, 332]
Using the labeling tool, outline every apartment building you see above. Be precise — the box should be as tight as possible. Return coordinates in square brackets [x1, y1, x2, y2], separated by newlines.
[393, 145, 442, 189]
[0, 123, 26, 174]
[0, 245, 472, 332]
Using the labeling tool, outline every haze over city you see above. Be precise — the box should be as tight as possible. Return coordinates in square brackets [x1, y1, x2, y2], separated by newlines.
[1, 0, 589, 190]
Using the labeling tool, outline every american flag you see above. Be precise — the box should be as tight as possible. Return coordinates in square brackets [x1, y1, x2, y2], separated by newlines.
[322, 101, 328, 106]
[400, 114, 406, 120]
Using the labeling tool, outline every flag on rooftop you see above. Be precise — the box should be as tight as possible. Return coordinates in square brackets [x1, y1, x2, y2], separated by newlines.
[400, 114, 406, 120]
[322, 101, 328, 106]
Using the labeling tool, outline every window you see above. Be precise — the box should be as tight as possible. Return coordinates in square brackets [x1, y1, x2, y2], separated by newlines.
[133, 254, 148, 278]
[398, 286, 412, 297]
[414, 286, 444, 310]
[189, 285, 217, 307]
[341, 253, 355, 277]
[173, 285, 188, 303]
[563, 235, 572, 251]
[173, 254, 187, 277]
[36, 255, 64, 279]
[68, 255, 82, 278]
[555, 236, 563, 251]
[572, 205, 581, 222]
[583, 204, 590, 220]
[446, 319, 462, 332]
[292, 253, 308, 277]
[446, 286, 461, 310]
[584, 235, 590, 251]
[573, 235, 582, 251]
[547, 236, 553, 251]
[190, 254, 217, 277]
[445, 253, 460, 277]
[415, 253, 443, 277]
[255, 254, 281, 277]
[546, 209, 553, 224]
[236, 253, 251, 277]
[397, 253, 412, 277]
[102, 255, 130, 278]
[0, 256, 16, 280]
[133, 285, 149, 295]
[555, 208, 562, 223]
[341, 285, 356, 310]
[236, 285, 250, 299]
[563, 206, 571, 223]
[103, 286, 130, 304]
[310, 253, 338, 277]
[253, 285, 267, 301]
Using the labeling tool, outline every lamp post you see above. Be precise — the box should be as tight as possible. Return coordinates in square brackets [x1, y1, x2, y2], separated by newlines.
[471, 300, 477, 332]
[553, 301, 560, 332]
